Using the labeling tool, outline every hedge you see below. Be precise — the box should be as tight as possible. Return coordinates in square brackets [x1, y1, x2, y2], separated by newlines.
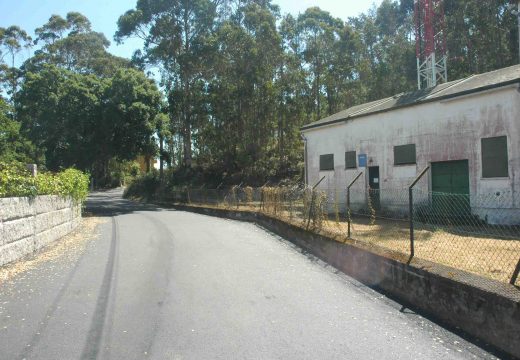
[0, 163, 90, 203]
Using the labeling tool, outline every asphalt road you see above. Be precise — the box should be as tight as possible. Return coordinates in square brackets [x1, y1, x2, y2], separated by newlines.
[0, 189, 500, 359]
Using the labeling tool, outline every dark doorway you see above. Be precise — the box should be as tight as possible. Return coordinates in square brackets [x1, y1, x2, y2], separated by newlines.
[431, 160, 470, 219]
[368, 166, 381, 211]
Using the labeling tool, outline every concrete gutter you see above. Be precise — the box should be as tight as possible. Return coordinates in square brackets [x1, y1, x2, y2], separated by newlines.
[167, 204, 520, 358]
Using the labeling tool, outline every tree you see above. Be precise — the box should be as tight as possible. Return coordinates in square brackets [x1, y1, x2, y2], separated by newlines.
[444, 0, 518, 79]
[17, 65, 162, 184]
[34, 15, 69, 45]
[0, 96, 34, 163]
[27, 13, 130, 77]
[155, 112, 171, 178]
[0, 26, 32, 98]
[17, 65, 105, 170]
[9, 0, 516, 187]
[297, 7, 343, 120]
[103, 68, 162, 163]
[116, 0, 218, 168]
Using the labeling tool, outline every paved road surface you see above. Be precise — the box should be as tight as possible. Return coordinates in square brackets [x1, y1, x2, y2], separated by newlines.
[0, 189, 500, 359]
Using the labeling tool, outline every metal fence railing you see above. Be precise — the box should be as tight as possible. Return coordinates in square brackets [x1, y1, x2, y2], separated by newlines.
[158, 178, 520, 286]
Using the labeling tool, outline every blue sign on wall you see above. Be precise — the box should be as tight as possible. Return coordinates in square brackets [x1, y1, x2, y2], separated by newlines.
[358, 154, 367, 167]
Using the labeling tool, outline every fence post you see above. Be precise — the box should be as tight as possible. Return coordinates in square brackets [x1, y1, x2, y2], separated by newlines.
[408, 187, 414, 258]
[347, 188, 351, 237]
[236, 182, 243, 209]
[306, 176, 326, 230]
[511, 258, 520, 285]
[408, 166, 430, 259]
[346, 172, 364, 239]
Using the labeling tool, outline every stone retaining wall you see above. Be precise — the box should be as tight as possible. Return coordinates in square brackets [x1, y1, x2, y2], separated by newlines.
[0, 196, 81, 266]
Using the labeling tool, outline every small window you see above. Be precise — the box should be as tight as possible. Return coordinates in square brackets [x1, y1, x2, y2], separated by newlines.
[482, 136, 508, 178]
[320, 154, 334, 171]
[345, 151, 357, 169]
[394, 144, 416, 165]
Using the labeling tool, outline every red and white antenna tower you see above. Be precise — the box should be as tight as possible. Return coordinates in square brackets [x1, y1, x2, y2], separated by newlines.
[414, 0, 447, 89]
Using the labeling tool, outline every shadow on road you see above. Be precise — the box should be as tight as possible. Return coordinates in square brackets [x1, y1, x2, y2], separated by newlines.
[84, 188, 164, 217]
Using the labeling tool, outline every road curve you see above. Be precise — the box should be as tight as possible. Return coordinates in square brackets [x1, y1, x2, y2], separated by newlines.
[0, 189, 499, 359]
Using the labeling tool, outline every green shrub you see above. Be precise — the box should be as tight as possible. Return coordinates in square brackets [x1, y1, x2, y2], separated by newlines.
[0, 162, 37, 198]
[123, 171, 160, 200]
[56, 169, 90, 203]
[107, 159, 141, 188]
[0, 163, 90, 203]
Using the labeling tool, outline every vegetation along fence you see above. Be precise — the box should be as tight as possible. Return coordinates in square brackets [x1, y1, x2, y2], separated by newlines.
[160, 171, 520, 286]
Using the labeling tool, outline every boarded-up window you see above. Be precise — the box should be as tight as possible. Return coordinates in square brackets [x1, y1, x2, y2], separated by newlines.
[320, 154, 334, 171]
[345, 151, 356, 169]
[482, 136, 508, 178]
[394, 144, 416, 165]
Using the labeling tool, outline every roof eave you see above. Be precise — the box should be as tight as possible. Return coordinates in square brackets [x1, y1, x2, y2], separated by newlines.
[300, 78, 520, 132]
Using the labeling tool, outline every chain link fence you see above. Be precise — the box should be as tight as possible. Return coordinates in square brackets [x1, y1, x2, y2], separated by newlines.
[158, 177, 520, 286]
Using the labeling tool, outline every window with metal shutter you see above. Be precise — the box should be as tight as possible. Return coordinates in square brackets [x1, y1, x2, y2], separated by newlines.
[394, 144, 416, 165]
[482, 136, 508, 178]
[345, 151, 356, 169]
[320, 154, 334, 171]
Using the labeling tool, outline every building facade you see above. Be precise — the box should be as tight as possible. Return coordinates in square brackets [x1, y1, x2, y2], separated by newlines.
[301, 65, 520, 225]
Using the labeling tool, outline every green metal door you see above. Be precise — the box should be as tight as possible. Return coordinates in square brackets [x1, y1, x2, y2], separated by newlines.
[368, 166, 381, 211]
[431, 160, 470, 219]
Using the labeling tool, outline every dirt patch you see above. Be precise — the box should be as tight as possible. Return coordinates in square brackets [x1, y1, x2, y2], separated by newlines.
[0, 216, 108, 285]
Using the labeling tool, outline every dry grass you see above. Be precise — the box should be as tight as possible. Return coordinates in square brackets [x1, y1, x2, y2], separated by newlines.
[317, 216, 519, 285]
[0, 216, 107, 285]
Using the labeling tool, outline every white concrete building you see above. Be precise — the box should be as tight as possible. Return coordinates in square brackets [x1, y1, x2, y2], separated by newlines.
[301, 65, 520, 225]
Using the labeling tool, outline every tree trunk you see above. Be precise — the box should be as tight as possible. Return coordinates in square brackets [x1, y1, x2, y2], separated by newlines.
[159, 136, 164, 179]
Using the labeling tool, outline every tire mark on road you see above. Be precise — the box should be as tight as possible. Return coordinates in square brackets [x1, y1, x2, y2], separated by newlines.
[80, 216, 119, 360]
[136, 212, 175, 358]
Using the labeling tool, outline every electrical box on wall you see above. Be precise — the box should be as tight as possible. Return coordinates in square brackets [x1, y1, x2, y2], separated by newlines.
[358, 154, 367, 167]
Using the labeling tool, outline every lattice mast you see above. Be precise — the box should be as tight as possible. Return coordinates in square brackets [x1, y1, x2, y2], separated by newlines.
[414, 0, 448, 89]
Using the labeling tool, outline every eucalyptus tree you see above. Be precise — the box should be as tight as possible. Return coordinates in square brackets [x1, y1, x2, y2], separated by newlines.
[34, 14, 70, 45]
[444, 0, 518, 79]
[0, 26, 32, 98]
[115, 0, 218, 168]
[203, 0, 284, 178]
[277, 14, 308, 171]
[297, 7, 344, 120]
[155, 112, 171, 178]
[27, 13, 129, 77]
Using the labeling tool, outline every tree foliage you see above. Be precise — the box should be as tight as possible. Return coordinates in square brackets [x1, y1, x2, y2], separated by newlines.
[0, 97, 34, 163]
[16, 65, 161, 183]
[0, 162, 89, 202]
[26, 12, 130, 77]
[0, 13, 162, 187]
[1, 2, 518, 188]
[115, 0, 518, 185]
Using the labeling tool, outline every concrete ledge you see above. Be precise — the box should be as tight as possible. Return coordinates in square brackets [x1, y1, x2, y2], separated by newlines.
[0, 196, 81, 267]
[171, 204, 520, 358]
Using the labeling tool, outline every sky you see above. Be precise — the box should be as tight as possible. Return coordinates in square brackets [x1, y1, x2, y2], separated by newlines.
[0, 0, 383, 64]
